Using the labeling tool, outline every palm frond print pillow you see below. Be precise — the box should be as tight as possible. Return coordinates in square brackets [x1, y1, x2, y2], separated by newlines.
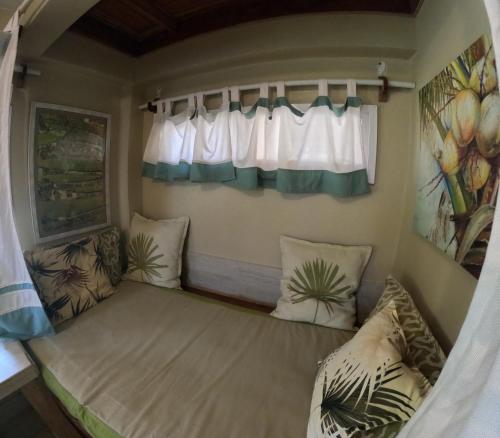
[94, 226, 122, 286]
[272, 236, 372, 330]
[25, 236, 115, 325]
[124, 213, 189, 289]
[307, 301, 430, 438]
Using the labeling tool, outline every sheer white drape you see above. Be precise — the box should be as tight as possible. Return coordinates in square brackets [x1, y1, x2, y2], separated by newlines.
[0, 11, 52, 339]
[399, 3, 500, 436]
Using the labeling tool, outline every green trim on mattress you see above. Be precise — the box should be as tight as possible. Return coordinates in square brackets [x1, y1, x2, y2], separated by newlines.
[40, 366, 123, 438]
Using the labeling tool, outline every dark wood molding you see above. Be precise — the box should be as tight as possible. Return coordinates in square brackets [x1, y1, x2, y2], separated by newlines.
[183, 284, 274, 314]
[70, 0, 424, 56]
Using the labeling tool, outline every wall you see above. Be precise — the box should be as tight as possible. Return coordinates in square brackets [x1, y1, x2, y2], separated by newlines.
[393, 0, 490, 352]
[135, 13, 416, 313]
[138, 13, 415, 95]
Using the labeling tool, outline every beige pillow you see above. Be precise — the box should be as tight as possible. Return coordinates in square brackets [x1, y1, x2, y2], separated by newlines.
[271, 236, 372, 330]
[124, 213, 189, 289]
[307, 301, 430, 438]
[25, 236, 115, 325]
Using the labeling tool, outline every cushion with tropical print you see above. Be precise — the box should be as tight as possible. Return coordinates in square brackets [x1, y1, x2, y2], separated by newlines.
[307, 301, 431, 438]
[93, 226, 122, 286]
[356, 421, 405, 438]
[123, 213, 189, 289]
[25, 236, 115, 325]
[367, 276, 446, 385]
[271, 236, 372, 330]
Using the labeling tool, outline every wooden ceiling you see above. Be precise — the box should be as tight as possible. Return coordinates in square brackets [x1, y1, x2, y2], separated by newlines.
[71, 0, 423, 57]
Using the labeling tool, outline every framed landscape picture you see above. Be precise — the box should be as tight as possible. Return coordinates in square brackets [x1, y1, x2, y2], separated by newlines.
[28, 102, 111, 243]
[414, 35, 499, 278]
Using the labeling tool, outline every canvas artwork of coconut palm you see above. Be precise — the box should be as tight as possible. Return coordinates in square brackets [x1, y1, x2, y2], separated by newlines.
[415, 35, 499, 278]
[29, 103, 111, 242]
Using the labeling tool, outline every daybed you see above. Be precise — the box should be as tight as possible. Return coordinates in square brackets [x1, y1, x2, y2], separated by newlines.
[27, 280, 354, 438]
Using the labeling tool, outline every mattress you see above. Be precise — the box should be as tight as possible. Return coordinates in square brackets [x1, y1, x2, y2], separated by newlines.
[28, 281, 354, 438]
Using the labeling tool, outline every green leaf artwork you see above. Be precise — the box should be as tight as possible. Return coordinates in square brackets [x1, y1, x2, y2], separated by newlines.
[128, 233, 168, 281]
[289, 259, 351, 322]
[30, 103, 110, 242]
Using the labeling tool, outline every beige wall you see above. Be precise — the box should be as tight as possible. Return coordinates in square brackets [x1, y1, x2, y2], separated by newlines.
[10, 57, 133, 249]
[138, 13, 415, 96]
[137, 14, 415, 301]
[393, 0, 490, 352]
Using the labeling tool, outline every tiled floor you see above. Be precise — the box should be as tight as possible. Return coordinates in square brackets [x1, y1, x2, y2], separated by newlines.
[0, 391, 54, 438]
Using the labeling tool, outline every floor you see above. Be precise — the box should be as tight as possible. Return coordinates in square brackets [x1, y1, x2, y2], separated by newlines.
[0, 391, 54, 438]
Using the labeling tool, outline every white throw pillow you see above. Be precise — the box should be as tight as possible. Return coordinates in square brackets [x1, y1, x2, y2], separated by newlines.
[307, 301, 430, 438]
[271, 236, 372, 330]
[124, 213, 189, 289]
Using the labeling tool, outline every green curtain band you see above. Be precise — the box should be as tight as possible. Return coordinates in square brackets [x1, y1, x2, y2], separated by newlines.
[143, 162, 370, 197]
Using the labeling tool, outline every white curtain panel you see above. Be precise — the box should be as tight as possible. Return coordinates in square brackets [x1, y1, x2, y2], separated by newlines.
[399, 3, 500, 436]
[142, 80, 376, 196]
[0, 11, 52, 339]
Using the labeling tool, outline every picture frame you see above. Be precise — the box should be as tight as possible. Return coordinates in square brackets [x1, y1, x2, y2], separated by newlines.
[414, 35, 498, 278]
[28, 102, 111, 243]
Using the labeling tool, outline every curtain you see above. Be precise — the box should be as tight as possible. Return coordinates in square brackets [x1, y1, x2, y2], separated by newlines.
[142, 80, 375, 197]
[399, 3, 500, 435]
[0, 11, 52, 339]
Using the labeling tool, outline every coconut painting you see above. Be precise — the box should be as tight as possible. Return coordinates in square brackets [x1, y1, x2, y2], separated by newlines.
[415, 34, 499, 278]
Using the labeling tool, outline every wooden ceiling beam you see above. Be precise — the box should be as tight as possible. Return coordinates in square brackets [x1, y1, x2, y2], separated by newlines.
[121, 0, 176, 36]
[70, 0, 423, 56]
[71, 15, 144, 56]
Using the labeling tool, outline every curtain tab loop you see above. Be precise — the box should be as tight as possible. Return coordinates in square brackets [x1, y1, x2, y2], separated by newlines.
[259, 83, 269, 99]
[196, 93, 204, 109]
[222, 87, 229, 107]
[230, 86, 239, 102]
[347, 80, 357, 97]
[187, 94, 195, 109]
[318, 79, 328, 96]
[276, 81, 285, 97]
[162, 99, 172, 115]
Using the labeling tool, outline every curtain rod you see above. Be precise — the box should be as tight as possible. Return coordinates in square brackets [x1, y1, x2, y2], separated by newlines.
[138, 78, 415, 111]
[14, 64, 41, 76]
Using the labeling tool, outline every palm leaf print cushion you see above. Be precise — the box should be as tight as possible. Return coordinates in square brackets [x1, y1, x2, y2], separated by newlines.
[272, 236, 372, 330]
[307, 301, 430, 438]
[368, 276, 446, 385]
[25, 236, 115, 325]
[93, 226, 122, 286]
[124, 213, 189, 289]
